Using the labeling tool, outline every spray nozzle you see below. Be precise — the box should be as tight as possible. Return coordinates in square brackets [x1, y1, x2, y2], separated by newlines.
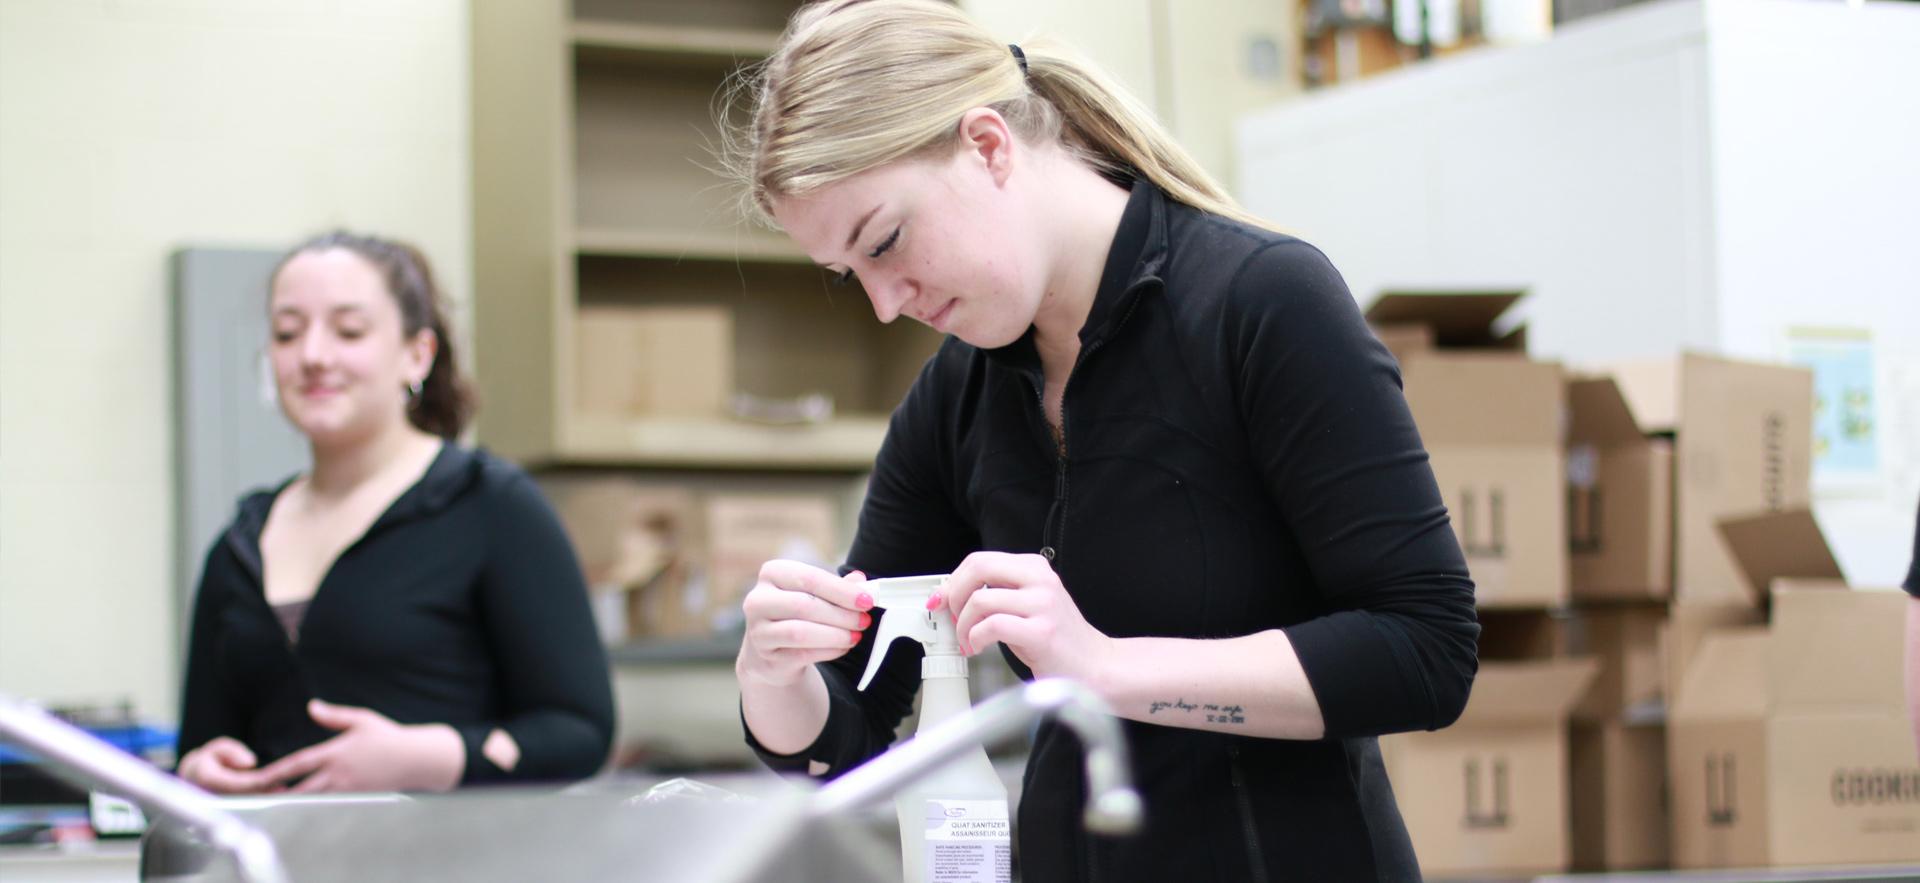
[856, 574, 962, 691]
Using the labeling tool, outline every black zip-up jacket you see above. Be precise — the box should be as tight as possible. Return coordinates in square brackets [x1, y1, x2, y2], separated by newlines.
[748, 181, 1479, 881]
[1904, 494, 1918, 597]
[177, 443, 615, 785]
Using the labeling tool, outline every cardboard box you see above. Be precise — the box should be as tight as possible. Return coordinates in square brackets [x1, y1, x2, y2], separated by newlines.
[575, 304, 733, 419]
[1666, 509, 1920, 868]
[1413, 357, 1566, 609]
[1599, 354, 1813, 607]
[1367, 292, 1567, 608]
[1662, 602, 1766, 710]
[1476, 608, 1572, 661]
[1371, 322, 1433, 368]
[1565, 604, 1667, 722]
[1658, 505, 1840, 708]
[538, 476, 705, 641]
[1382, 658, 1599, 876]
[704, 494, 840, 634]
[1669, 629, 1920, 868]
[1366, 290, 1528, 354]
[1571, 721, 1669, 871]
[1567, 374, 1674, 601]
[1480, 605, 1665, 722]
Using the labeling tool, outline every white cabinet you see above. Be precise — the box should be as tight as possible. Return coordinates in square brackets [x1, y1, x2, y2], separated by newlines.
[1234, 0, 1920, 583]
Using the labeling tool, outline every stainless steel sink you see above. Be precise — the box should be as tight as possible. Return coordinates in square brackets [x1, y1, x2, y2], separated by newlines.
[140, 786, 897, 883]
[6, 680, 1139, 883]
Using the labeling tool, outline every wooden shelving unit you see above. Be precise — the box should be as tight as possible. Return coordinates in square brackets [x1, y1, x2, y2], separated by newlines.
[572, 227, 808, 264]
[560, 413, 892, 471]
[604, 633, 742, 666]
[569, 20, 782, 64]
[472, 0, 941, 472]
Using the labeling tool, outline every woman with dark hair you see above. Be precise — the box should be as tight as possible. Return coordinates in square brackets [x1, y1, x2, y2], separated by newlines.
[174, 232, 613, 794]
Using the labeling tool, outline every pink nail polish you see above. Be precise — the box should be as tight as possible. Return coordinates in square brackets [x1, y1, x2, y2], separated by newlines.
[858, 612, 872, 630]
[925, 592, 943, 611]
[855, 592, 874, 611]
[850, 629, 863, 645]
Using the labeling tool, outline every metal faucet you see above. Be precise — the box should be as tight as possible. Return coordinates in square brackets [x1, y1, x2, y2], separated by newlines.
[809, 678, 1144, 835]
[0, 694, 290, 883]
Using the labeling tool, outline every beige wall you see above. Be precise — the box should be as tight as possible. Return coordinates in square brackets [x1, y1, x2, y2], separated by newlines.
[1163, 0, 1298, 190]
[964, 0, 1161, 112]
[0, 0, 470, 723]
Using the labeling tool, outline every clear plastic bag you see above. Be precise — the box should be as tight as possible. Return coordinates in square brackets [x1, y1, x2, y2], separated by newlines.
[625, 777, 749, 806]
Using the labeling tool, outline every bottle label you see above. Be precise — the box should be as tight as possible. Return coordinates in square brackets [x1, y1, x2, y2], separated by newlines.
[923, 799, 1012, 883]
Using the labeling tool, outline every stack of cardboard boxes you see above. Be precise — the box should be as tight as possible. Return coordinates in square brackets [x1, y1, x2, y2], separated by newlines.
[538, 475, 842, 644]
[1366, 292, 1598, 877]
[1667, 509, 1920, 868]
[1560, 352, 1823, 871]
[1366, 291, 1917, 874]
[1561, 366, 1683, 872]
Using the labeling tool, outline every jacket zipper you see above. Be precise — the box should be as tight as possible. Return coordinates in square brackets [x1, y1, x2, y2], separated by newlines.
[1033, 277, 1158, 563]
[1039, 284, 1152, 879]
[1229, 745, 1273, 883]
[1031, 339, 1100, 883]
[1027, 373, 1070, 562]
[1089, 832, 1103, 882]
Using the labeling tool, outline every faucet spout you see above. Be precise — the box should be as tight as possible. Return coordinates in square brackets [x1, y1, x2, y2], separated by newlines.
[809, 678, 1143, 835]
[0, 694, 291, 883]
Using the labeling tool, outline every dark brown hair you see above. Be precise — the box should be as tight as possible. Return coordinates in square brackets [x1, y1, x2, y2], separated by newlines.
[272, 231, 476, 439]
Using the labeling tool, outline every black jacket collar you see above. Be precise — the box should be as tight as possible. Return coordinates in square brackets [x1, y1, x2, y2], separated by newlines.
[1080, 177, 1169, 346]
[225, 440, 478, 581]
[986, 179, 1170, 371]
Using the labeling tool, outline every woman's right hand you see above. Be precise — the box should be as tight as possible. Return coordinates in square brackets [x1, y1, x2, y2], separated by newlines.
[177, 736, 273, 794]
[736, 559, 874, 687]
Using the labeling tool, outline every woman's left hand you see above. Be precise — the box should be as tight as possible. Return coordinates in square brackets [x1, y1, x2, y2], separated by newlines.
[254, 700, 465, 794]
[942, 551, 1117, 686]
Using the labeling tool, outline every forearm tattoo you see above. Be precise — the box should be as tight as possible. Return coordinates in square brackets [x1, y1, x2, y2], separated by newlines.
[1147, 698, 1246, 725]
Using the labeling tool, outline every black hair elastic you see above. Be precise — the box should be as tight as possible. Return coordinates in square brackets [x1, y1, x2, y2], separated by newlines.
[1009, 43, 1028, 76]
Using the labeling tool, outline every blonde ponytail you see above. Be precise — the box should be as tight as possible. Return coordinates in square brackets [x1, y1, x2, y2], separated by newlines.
[1014, 38, 1280, 233]
[721, 0, 1279, 233]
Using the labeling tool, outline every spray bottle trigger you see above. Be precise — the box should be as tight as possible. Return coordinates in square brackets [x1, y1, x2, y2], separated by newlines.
[854, 575, 949, 691]
[857, 607, 920, 691]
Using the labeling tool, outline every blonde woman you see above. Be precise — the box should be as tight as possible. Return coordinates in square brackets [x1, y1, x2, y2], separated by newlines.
[729, 2, 1477, 879]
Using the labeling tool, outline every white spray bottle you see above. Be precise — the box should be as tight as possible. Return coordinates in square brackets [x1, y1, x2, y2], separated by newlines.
[859, 574, 1011, 883]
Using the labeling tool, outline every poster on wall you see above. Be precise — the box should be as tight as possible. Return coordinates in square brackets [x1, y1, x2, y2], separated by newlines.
[1784, 327, 1879, 497]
